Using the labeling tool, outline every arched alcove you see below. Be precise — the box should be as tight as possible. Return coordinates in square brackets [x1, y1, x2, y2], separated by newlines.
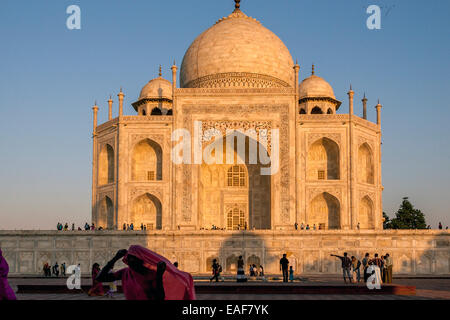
[98, 144, 114, 185]
[308, 192, 340, 229]
[98, 196, 114, 229]
[130, 193, 162, 230]
[358, 143, 374, 184]
[359, 196, 374, 229]
[307, 137, 340, 180]
[299, 108, 306, 114]
[131, 139, 162, 181]
[311, 106, 323, 114]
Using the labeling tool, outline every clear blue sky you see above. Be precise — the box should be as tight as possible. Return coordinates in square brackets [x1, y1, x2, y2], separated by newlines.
[0, 0, 449, 229]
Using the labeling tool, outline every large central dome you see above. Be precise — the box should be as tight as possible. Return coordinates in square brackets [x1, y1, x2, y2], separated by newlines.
[180, 6, 294, 88]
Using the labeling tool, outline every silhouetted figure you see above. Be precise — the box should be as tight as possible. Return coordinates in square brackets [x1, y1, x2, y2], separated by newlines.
[280, 254, 289, 282]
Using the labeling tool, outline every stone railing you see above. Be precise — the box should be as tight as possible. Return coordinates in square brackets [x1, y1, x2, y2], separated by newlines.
[1, 230, 448, 276]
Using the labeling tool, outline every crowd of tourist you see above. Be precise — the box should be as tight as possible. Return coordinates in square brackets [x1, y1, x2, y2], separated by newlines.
[56, 222, 99, 231]
[42, 262, 67, 277]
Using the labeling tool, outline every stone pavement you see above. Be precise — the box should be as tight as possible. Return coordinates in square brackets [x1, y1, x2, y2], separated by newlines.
[8, 276, 450, 300]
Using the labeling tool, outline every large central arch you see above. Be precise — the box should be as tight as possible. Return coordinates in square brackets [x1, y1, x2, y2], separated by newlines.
[199, 131, 271, 230]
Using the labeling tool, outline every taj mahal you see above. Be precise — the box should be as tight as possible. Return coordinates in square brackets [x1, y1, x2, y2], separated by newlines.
[92, 0, 382, 232]
[0, 1, 448, 276]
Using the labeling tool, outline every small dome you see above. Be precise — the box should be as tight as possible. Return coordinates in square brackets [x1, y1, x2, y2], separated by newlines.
[180, 7, 294, 88]
[138, 76, 172, 101]
[299, 74, 335, 99]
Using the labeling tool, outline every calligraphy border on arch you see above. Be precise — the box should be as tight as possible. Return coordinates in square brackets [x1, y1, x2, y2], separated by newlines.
[181, 104, 290, 223]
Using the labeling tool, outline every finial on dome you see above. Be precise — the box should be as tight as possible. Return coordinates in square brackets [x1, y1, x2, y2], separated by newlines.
[311, 64, 315, 75]
[159, 65, 162, 77]
[235, 0, 241, 11]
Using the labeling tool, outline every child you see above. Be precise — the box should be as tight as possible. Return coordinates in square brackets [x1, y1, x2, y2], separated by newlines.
[289, 266, 294, 282]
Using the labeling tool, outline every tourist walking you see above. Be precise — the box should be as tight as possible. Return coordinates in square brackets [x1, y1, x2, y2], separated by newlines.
[351, 256, 361, 283]
[331, 252, 352, 283]
[362, 253, 370, 282]
[280, 253, 289, 282]
[439, 222, 443, 230]
[0, 249, 16, 300]
[210, 259, 220, 282]
[96, 245, 195, 300]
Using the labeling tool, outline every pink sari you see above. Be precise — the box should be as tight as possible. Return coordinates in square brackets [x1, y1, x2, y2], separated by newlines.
[88, 265, 105, 296]
[114, 245, 196, 300]
[0, 249, 16, 300]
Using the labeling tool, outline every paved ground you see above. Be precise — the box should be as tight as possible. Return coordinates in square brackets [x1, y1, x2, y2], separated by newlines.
[8, 276, 450, 300]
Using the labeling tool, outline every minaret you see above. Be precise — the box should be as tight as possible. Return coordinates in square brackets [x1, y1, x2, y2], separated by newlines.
[375, 99, 382, 126]
[118, 88, 124, 117]
[293, 59, 300, 96]
[108, 95, 113, 120]
[92, 101, 99, 133]
[91, 101, 99, 227]
[362, 93, 368, 120]
[171, 60, 177, 99]
[348, 84, 354, 115]
[347, 85, 355, 230]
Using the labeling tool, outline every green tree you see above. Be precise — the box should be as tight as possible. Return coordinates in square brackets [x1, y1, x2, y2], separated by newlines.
[389, 197, 427, 229]
[383, 211, 392, 229]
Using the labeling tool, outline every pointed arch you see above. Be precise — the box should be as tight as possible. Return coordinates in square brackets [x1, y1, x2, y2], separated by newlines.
[311, 106, 323, 114]
[327, 108, 333, 114]
[358, 143, 374, 184]
[359, 195, 374, 229]
[98, 196, 114, 229]
[98, 144, 114, 185]
[307, 137, 340, 180]
[131, 139, 162, 181]
[130, 193, 162, 230]
[308, 192, 340, 229]
[299, 108, 306, 114]
[199, 130, 271, 230]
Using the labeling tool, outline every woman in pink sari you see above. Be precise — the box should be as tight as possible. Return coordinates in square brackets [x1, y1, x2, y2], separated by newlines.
[96, 245, 195, 300]
[88, 263, 105, 296]
[0, 249, 16, 300]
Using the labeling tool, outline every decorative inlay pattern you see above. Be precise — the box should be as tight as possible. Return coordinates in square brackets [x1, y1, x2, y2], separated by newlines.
[184, 72, 291, 89]
[307, 133, 341, 147]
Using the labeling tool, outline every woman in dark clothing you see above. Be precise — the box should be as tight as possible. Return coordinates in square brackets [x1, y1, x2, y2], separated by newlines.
[96, 245, 195, 300]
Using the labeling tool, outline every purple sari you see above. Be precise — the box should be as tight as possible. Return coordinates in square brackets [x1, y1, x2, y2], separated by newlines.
[0, 249, 16, 300]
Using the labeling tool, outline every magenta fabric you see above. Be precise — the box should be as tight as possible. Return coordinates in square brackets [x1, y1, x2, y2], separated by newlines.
[115, 245, 196, 300]
[88, 265, 105, 296]
[0, 249, 16, 300]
